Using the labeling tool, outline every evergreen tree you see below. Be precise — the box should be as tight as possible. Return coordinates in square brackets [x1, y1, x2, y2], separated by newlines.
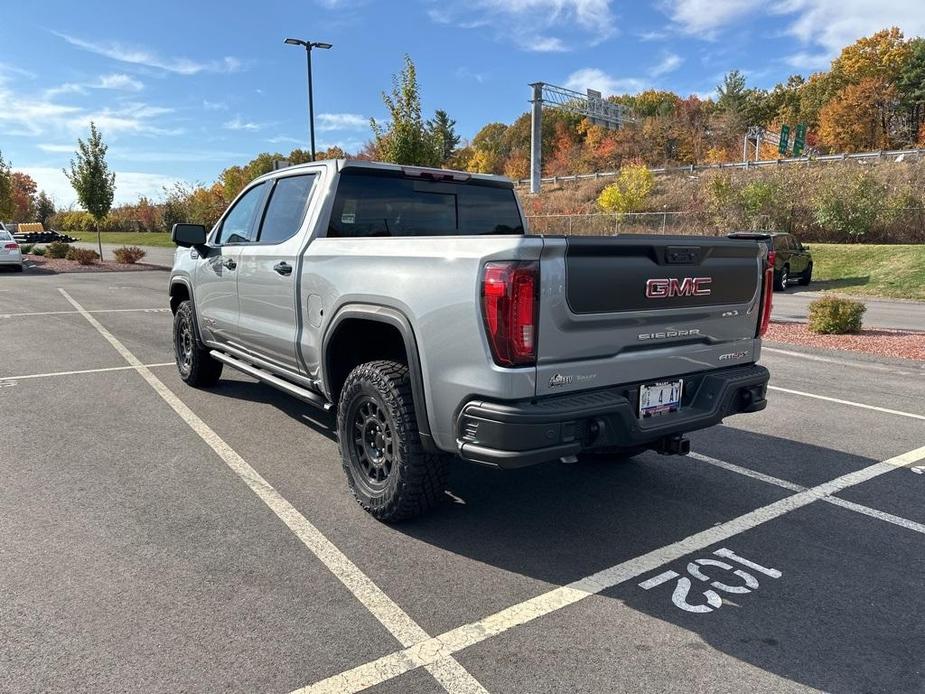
[427, 109, 460, 163]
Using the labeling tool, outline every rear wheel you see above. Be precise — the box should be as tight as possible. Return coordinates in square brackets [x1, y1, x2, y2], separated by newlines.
[173, 300, 223, 387]
[774, 264, 789, 291]
[798, 263, 812, 286]
[337, 360, 447, 522]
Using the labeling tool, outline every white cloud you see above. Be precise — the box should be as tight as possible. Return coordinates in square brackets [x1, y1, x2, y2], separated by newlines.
[428, 0, 616, 52]
[45, 72, 144, 98]
[564, 68, 646, 96]
[223, 115, 264, 131]
[98, 73, 144, 91]
[203, 99, 228, 111]
[775, 0, 925, 56]
[665, 0, 762, 36]
[651, 52, 683, 77]
[665, 0, 925, 66]
[784, 51, 832, 71]
[267, 135, 305, 145]
[37, 143, 76, 153]
[53, 31, 242, 75]
[19, 166, 184, 207]
[315, 113, 368, 131]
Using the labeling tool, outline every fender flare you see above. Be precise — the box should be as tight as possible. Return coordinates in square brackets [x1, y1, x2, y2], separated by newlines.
[322, 304, 432, 442]
[169, 278, 207, 346]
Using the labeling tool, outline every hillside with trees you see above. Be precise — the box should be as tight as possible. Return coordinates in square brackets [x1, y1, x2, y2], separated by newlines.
[11, 26, 924, 244]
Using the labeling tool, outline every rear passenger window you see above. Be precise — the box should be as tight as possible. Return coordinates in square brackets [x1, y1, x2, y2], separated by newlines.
[258, 174, 317, 244]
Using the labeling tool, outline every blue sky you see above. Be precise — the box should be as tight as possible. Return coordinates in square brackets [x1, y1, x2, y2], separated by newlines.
[2, 0, 923, 206]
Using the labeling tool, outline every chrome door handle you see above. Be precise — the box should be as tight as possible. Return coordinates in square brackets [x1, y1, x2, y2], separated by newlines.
[273, 261, 293, 276]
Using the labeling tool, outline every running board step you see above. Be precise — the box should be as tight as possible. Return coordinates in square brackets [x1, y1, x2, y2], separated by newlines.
[209, 350, 333, 411]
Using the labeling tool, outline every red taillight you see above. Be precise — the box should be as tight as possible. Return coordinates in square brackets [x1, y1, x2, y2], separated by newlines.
[481, 261, 538, 366]
[757, 251, 774, 337]
[4, 243, 17, 250]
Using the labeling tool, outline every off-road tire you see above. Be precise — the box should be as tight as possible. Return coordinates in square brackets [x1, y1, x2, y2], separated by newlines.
[774, 264, 789, 292]
[173, 300, 223, 387]
[798, 263, 812, 286]
[337, 360, 448, 522]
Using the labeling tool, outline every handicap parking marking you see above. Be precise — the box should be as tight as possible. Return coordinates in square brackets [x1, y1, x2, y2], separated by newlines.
[56, 288, 489, 694]
[638, 548, 781, 614]
[292, 443, 925, 693]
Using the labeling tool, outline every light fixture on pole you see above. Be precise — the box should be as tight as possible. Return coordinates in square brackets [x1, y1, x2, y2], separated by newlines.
[284, 38, 333, 161]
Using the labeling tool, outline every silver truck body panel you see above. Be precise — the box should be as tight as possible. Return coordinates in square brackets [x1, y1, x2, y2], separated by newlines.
[171, 159, 768, 456]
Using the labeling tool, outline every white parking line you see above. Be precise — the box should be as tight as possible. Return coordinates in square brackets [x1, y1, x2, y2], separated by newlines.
[294, 443, 925, 693]
[762, 346, 925, 374]
[1, 363, 174, 381]
[57, 289, 488, 694]
[768, 385, 925, 421]
[0, 308, 169, 318]
[690, 451, 925, 535]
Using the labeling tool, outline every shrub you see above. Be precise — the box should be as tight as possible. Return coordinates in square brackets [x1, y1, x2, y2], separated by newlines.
[20, 243, 34, 254]
[597, 164, 655, 214]
[46, 241, 71, 259]
[31, 246, 46, 256]
[113, 246, 147, 264]
[68, 248, 100, 265]
[807, 296, 866, 334]
[812, 171, 886, 240]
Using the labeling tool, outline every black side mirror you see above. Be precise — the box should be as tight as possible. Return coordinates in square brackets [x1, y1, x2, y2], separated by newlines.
[171, 223, 207, 248]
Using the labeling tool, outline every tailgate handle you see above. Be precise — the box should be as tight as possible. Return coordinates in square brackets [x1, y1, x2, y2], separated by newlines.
[666, 246, 701, 264]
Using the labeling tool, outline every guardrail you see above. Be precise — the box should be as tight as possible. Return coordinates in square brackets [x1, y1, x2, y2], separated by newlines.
[515, 147, 925, 188]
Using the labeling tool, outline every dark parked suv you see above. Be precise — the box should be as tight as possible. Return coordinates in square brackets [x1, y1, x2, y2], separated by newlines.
[728, 232, 812, 291]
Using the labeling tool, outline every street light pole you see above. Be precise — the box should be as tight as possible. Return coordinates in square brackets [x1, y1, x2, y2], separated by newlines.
[284, 38, 333, 161]
[305, 45, 315, 160]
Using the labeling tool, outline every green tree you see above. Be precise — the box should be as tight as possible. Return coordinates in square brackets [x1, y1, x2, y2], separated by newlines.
[426, 109, 460, 163]
[35, 191, 56, 226]
[897, 38, 925, 142]
[0, 151, 12, 221]
[716, 70, 748, 117]
[371, 55, 441, 166]
[64, 122, 116, 258]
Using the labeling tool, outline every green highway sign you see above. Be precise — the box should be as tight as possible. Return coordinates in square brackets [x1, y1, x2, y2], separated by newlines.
[793, 123, 807, 156]
[778, 125, 791, 155]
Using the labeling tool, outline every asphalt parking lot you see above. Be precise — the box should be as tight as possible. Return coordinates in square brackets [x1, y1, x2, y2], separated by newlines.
[1, 269, 923, 694]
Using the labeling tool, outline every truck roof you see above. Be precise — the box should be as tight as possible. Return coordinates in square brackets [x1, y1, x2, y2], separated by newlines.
[253, 159, 515, 188]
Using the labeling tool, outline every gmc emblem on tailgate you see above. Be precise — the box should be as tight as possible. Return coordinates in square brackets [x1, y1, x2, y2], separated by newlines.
[645, 277, 712, 298]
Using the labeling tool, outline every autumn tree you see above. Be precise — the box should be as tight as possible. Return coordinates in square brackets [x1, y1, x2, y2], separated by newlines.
[830, 27, 911, 86]
[897, 38, 925, 142]
[371, 55, 441, 166]
[64, 122, 116, 259]
[597, 164, 655, 213]
[10, 172, 37, 222]
[818, 78, 900, 151]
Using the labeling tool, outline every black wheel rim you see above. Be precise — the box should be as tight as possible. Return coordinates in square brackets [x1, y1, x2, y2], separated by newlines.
[348, 395, 395, 492]
[175, 316, 193, 375]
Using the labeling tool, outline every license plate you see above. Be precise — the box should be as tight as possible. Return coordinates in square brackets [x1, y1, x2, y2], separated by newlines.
[639, 379, 683, 418]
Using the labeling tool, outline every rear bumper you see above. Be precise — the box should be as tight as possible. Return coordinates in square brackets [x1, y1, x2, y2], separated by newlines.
[0, 253, 22, 264]
[456, 364, 769, 468]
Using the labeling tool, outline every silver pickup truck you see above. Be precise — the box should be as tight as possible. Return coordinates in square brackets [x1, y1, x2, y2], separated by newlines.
[169, 160, 771, 521]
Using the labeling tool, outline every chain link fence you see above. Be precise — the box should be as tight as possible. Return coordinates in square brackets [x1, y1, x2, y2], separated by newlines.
[526, 212, 774, 236]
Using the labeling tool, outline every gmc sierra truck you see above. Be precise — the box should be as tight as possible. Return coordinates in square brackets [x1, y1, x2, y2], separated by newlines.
[169, 160, 772, 521]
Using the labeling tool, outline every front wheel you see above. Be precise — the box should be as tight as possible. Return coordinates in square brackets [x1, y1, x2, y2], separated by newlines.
[337, 360, 447, 522]
[173, 300, 223, 387]
[798, 263, 812, 286]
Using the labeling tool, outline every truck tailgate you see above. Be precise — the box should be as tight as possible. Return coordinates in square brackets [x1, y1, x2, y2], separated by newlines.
[535, 236, 764, 397]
